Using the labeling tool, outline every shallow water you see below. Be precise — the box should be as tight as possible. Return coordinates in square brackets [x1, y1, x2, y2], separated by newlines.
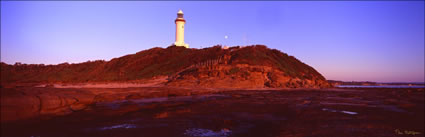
[99, 124, 137, 130]
[322, 108, 358, 115]
[184, 128, 231, 137]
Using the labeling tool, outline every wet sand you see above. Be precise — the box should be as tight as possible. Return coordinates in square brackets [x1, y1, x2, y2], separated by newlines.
[1, 87, 424, 137]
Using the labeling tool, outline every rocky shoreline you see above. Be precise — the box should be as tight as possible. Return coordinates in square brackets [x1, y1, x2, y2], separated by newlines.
[1, 86, 222, 122]
[1, 87, 423, 137]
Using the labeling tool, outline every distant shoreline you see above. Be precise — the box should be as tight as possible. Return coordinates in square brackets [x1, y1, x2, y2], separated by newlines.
[336, 85, 425, 88]
[328, 80, 424, 87]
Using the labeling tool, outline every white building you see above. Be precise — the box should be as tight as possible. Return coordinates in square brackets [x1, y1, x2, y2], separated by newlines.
[174, 10, 189, 48]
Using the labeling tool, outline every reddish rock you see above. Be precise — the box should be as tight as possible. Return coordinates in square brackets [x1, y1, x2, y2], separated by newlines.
[70, 103, 87, 111]
[167, 64, 330, 88]
[1, 94, 40, 121]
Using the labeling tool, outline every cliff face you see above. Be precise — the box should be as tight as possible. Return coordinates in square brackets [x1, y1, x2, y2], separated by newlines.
[1, 45, 330, 88]
[167, 64, 329, 88]
[166, 45, 329, 88]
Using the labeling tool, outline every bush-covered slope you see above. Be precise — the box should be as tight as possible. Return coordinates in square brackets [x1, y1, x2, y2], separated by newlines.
[1, 46, 225, 83]
[1, 45, 329, 88]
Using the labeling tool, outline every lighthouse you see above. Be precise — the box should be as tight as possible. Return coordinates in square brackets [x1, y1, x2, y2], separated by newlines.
[174, 10, 189, 48]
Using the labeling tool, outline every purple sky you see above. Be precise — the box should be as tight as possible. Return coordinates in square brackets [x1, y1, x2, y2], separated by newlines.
[1, 1, 424, 82]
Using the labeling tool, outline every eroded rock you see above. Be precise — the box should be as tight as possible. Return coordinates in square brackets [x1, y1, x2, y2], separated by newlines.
[1, 94, 41, 121]
[167, 64, 330, 88]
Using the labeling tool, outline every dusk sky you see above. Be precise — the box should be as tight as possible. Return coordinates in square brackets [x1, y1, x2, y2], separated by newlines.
[1, 1, 424, 82]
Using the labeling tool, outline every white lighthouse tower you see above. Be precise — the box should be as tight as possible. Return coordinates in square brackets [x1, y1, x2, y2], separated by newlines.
[174, 10, 189, 48]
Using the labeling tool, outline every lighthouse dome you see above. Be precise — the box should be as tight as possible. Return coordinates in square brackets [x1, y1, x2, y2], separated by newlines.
[178, 10, 183, 14]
